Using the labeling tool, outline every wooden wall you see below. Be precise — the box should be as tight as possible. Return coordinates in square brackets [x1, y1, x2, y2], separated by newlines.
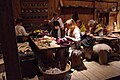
[12, 0, 21, 24]
[59, 0, 118, 30]
[117, 0, 120, 30]
[11, 0, 119, 30]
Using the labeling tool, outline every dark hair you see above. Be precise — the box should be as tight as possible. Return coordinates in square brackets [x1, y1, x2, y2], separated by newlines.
[72, 12, 79, 22]
[53, 21, 60, 26]
[53, 12, 58, 16]
[15, 18, 23, 24]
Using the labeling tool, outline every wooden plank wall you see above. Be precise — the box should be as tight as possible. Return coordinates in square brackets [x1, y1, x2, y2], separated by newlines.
[117, 1, 120, 29]
[59, 0, 118, 30]
[62, 1, 94, 8]
[11, 0, 119, 30]
[12, 0, 21, 25]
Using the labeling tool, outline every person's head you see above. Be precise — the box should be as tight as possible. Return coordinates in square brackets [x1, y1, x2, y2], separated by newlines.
[53, 12, 58, 19]
[88, 20, 99, 34]
[77, 20, 82, 28]
[72, 12, 79, 22]
[15, 18, 23, 25]
[65, 19, 77, 30]
[88, 20, 96, 27]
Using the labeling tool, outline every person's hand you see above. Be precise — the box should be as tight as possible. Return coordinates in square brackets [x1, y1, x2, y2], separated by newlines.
[65, 36, 70, 40]
[65, 35, 69, 38]
[28, 31, 32, 34]
[89, 34, 94, 37]
[86, 33, 90, 35]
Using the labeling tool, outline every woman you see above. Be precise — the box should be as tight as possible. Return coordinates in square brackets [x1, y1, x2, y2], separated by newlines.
[65, 19, 81, 41]
[65, 19, 81, 49]
[50, 21, 61, 38]
[50, 12, 64, 37]
[88, 20, 103, 37]
[81, 20, 103, 47]
[65, 19, 84, 68]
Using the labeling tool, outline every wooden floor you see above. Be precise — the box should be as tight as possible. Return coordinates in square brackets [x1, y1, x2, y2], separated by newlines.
[66, 61, 120, 80]
[0, 58, 120, 80]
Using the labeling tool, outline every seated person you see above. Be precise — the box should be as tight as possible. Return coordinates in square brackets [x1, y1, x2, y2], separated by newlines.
[15, 18, 29, 42]
[65, 19, 84, 68]
[77, 20, 86, 35]
[65, 19, 81, 49]
[77, 20, 86, 39]
[87, 20, 103, 37]
[50, 21, 61, 38]
[83, 20, 111, 61]
[81, 20, 103, 47]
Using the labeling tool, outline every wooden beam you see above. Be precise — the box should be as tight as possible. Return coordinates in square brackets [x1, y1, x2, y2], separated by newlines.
[60, 6, 95, 15]
[0, 0, 22, 80]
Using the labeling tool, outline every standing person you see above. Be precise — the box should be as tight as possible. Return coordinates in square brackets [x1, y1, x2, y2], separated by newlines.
[50, 21, 61, 38]
[50, 12, 64, 38]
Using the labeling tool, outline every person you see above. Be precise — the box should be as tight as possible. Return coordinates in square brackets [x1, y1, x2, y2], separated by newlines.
[81, 20, 103, 47]
[77, 20, 86, 37]
[87, 20, 103, 37]
[50, 12, 64, 37]
[65, 19, 81, 42]
[82, 20, 112, 62]
[15, 18, 29, 42]
[65, 19, 84, 68]
[15, 18, 29, 36]
[65, 19, 81, 49]
[72, 12, 79, 22]
[50, 21, 61, 38]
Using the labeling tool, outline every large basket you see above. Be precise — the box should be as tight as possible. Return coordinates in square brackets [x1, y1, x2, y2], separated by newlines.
[39, 61, 71, 80]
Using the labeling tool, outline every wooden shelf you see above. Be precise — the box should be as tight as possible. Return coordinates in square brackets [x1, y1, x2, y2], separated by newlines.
[20, 0, 49, 30]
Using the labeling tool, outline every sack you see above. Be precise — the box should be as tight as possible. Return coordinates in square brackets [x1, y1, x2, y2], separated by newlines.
[70, 49, 84, 68]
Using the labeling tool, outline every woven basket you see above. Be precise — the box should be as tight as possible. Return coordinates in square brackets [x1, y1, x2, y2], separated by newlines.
[39, 61, 71, 80]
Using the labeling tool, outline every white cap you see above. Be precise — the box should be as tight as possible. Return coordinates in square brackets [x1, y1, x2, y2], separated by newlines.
[88, 20, 96, 26]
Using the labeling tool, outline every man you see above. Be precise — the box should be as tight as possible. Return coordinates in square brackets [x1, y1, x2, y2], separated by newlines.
[15, 18, 29, 42]
[77, 20, 86, 36]
[15, 18, 29, 36]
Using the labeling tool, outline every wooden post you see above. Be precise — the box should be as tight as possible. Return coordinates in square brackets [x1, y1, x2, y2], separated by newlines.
[0, 0, 22, 80]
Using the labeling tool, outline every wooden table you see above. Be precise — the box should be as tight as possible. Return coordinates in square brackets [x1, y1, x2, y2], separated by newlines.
[28, 38, 70, 70]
